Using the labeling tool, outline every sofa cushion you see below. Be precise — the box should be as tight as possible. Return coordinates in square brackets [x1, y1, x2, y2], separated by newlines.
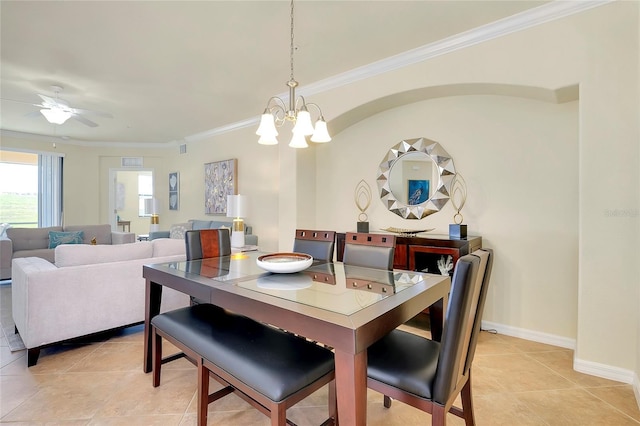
[169, 222, 192, 239]
[13, 248, 55, 263]
[190, 220, 212, 231]
[64, 224, 113, 245]
[7, 226, 63, 251]
[152, 238, 186, 257]
[48, 231, 85, 249]
[55, 242, 154, 267]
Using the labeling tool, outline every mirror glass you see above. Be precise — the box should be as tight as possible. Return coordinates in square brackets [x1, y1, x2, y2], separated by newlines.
[377, 137, 456, 220]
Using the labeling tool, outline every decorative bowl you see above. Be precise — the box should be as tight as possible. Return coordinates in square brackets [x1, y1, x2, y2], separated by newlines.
[256, 252, 313, 273]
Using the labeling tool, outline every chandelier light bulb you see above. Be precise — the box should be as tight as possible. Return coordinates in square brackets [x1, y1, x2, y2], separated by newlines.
[289, 130, 309, 148]
[310, 119, 331, 143]
[292, 109, 314, 136]
[256, 112, 278, 137]
[258, 134, 279, 145]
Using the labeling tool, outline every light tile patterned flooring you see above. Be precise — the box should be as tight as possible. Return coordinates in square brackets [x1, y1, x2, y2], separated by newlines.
[1, 283, 639, 425]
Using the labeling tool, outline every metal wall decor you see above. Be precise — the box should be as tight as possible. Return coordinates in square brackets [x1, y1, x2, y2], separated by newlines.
[354, 179, 372, 232]
[450, 173, 467, 224]
[204, 159, 237, 215]
[377, 137, 456, 219]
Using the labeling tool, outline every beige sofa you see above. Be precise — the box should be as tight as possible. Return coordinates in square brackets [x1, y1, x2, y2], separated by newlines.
[0, 224, 135, 280]
[11, 238, 189, 366]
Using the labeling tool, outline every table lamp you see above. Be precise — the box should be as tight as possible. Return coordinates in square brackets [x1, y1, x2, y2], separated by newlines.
[227, 194, 247, 248]
[144, 198, 160, 232]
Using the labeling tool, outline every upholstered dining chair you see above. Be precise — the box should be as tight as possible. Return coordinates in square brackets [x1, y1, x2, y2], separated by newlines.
[184, 229, 231, 305]
[293, 229, 336, 261]
[366, 248, 493, 426]
[184, 228, 231, 261]
[342, 232, 396, 270]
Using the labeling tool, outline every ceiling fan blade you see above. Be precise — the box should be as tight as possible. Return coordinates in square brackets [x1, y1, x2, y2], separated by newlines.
[71, 107, 113, 118]
[71, 114, 98, 127]
[37, 94, 58, 105]
[38, 93, 69, 108]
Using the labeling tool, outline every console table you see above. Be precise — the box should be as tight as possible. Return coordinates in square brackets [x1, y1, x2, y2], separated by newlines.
[117, 221, 131, 232]
[336, 232, 481, 340]
[336, 233, 482, 271]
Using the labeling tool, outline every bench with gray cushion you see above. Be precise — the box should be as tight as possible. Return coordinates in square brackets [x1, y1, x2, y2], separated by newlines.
[151, 303, 336, 426]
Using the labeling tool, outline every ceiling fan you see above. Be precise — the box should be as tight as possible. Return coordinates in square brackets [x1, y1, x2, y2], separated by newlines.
[29, 85, 113, 127]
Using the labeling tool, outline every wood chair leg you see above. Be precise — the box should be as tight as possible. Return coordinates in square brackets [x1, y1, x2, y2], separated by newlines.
[328, 380, 338, 425]
[383, 395, 392, 408]
[432, 403, 447, 426]
[151, 327, 161, 387]
[460, 374, 476, 426]
[197, 358, 210, 426]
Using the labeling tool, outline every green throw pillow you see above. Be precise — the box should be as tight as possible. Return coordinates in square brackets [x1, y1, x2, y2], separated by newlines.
[48, 231, 85, 249]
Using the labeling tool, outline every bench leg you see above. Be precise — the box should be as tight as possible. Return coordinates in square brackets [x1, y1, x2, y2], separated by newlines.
[269, 401, 286, 426]
[197, 358, 209, 426]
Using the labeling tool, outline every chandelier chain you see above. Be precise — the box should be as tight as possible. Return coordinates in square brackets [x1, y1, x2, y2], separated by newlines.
[289, 0, 295, 82]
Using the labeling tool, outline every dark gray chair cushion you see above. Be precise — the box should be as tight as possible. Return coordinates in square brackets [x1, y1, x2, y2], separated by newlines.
[151, 304, 334, 402]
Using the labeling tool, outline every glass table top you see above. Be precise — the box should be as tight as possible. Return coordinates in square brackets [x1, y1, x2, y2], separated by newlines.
[164, 251, 430, 315]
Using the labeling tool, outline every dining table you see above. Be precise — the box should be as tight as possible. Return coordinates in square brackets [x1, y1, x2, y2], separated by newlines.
[142, 251, 450, 426]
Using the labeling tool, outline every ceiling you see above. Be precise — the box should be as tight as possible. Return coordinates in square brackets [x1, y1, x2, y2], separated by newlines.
[0, 0, 551, 147]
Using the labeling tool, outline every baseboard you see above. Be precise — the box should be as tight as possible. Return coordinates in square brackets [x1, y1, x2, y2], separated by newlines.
[573, 358, 634, 385]
[481, 320, 576, 350]
[481, 320, 638, 385]
[634, 373, 640, 410]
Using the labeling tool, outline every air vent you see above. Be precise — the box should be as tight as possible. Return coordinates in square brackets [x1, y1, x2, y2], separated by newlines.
[179, 144, 187, 154]
[121, 157, 143, 167]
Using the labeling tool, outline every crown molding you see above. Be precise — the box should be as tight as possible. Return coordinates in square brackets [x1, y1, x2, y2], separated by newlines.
[1, 129, 177, 149]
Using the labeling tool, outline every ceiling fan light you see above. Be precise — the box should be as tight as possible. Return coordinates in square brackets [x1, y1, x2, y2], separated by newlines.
[256, 112, 278, 137]
[292, 109, 314, 136]
[289, 130, 308, 148]
[41, 108, 71, 125]
[310, 119, 331, 143]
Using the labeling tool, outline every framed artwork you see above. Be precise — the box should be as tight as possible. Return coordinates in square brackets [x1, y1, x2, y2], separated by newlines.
[204, 159, 237, 214]
[169, 172, 179, 210]
[408, 179, 429, 205]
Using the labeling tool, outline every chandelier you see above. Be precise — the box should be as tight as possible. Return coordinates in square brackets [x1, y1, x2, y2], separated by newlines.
[256, 0, 331, 148]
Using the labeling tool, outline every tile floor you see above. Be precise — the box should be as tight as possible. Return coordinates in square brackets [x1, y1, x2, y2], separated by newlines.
[1, 283, 639, 425]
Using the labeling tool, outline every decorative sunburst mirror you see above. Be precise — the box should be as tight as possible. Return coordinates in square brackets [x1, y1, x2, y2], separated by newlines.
[376, 137, 456, 220]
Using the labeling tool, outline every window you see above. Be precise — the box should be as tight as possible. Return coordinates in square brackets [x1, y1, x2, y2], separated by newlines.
[138, 172, 153, 217]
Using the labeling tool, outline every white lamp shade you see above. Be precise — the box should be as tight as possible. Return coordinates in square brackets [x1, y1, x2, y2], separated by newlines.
[258, 134, 279, 145]
[144, 198, 159, 215]
[41, 108, 72, 125]
[289, 130, 309, 148]
[310, 119, 331, 143]
[292, 110, 314, 136]
[226, 194, 248, 218]
[256, 113, 278, 137]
